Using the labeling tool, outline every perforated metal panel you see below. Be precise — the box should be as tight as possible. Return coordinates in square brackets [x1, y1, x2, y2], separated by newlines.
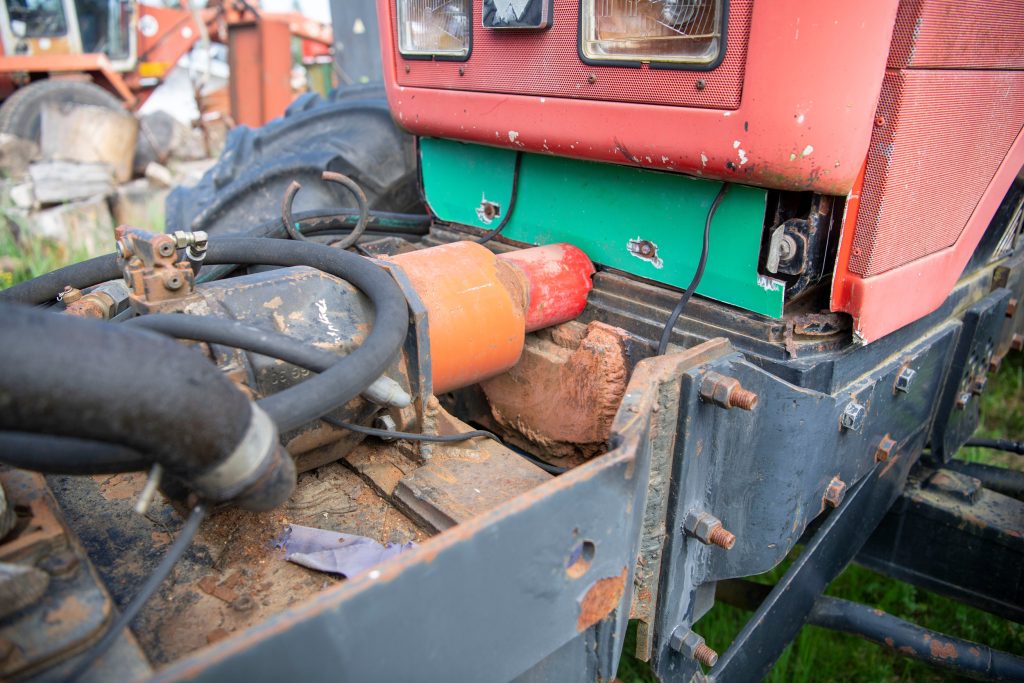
[849, 69, 1024, 278]
[394, 0, 750, 109]
[887, 0, 1024, 69]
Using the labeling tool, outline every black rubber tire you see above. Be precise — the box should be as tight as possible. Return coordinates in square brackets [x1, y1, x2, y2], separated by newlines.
[165, 87, 423, 236]
[0, 79, 124, 143]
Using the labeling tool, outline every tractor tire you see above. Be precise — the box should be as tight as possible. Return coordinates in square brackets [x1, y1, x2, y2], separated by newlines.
[165, 87, 422, 236]
[0, 79, 124, 143]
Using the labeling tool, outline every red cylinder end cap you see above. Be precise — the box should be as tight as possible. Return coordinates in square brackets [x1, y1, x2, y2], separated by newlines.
[497, 243, 595, 333]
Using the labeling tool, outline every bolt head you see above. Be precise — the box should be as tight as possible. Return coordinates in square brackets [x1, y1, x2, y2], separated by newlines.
[971, 375, 988, 396]
[875, 435, 896, 462]
[894, 367, 916, 394]
[669, 627, 706, 659]
[683, 510, 719, 543]
[824, 477, 846, 508]
[1007, 298, 1018, 318]
[840, 402, 866, 432]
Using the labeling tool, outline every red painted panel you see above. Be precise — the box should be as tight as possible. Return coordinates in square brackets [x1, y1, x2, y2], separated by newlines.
[832, 129, 1024, 343]
[887, 0, 1024, 69]
[378, 0, 900, 194]
[398, 0, 750, 110]
[850, 69, 1024, 277]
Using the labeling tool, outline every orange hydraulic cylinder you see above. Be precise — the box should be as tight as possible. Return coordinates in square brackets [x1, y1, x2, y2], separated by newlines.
[389, 241, 593, 394]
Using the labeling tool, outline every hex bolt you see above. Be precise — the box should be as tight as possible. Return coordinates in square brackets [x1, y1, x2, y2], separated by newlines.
[1007, 298, 1018, 318]
[695, 78, 707, 91]
[698, 372, 759, 411]
[1012, 334, 1024, 353]
[587, 73, 597, 84]
[374, 414, 399, 441]
[875, 435, 896, 462]
[669, 627, 718, 667]
[955, 391, 972, 410]
[971, 375, 988, 396]
[839, 402, 866, 432]
[893, 367, 916, 394]
[157, 241, 175, 257]
[824, 476, 846, 508]
[683, 511, 736, 550]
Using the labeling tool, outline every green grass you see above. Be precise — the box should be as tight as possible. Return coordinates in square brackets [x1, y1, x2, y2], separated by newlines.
[619, 351, 1024, 682]
[0, 206, 93, 289]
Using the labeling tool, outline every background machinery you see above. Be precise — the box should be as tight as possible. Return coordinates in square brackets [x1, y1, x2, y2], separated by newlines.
[0, 0, 1023, 682]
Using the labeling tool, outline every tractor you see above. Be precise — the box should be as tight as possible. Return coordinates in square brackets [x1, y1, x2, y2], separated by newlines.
[0, 0, 333, 142]
[0, 0, 1021, 682]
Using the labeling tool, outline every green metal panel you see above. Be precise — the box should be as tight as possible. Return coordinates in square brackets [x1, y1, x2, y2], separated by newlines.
[420, 138, 783, 318]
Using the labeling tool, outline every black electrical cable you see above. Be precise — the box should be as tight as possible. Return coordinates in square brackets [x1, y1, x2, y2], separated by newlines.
[0, 432, 149, 474]
[322, 417, 568, 475]
[656, 183, 730, 355]
[476, 152, 523, 245]
[68, 504, 206, 682]
[0, 252, 120, 305]
[965, 437, 1024, 455]
[125, 314, 340, 373]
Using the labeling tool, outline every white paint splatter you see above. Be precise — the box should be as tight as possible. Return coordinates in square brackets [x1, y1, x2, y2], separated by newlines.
[801, 144, 814, 157]
[508, 131, 519, 143]
[700, 153, 709, 167]
[789, 153, 797, 161]
[738, 148, 748, 166]
[661, 156, 670, 163]
[315, 299, 342, 344]
[795, 113, 805, 124]
[756, 275, 785, 293]
[733, 140, 741, 149]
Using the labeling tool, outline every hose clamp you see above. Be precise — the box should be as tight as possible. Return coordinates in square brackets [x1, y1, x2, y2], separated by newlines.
[193, 404, 278, 501]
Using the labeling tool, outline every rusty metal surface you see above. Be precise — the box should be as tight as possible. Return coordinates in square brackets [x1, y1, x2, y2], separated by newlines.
[50, 462, 425, 669]
[0, 469, 150, 682]
[116, 227, 196, 312]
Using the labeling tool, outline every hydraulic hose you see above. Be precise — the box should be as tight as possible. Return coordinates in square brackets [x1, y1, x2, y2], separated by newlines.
[125, 314, 341, 372]
[2, 238, 410, 433]
[202, 238, 409, 431]
[0, 253, 120, 306]
[0, 432, 149, 474]
[0, 302, 294, 510]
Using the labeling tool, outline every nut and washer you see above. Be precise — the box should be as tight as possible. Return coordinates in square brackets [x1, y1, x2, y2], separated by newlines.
[875, 435, 896, 462]
[373, 414, 399, 441]
[669, 627, 719, 667]
[683, 511, 736, 550]
[839, 402, 866, 432]
[824, 476, 846, 508]
[893, 367, 916, 394]
[1007, 298, 1018, 318]
[698, 372, 759, 411]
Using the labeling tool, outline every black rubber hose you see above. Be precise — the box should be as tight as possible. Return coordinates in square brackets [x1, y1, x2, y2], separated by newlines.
[0, 252, 120, 306]
[965, 437, 1024, 455]
[0, 302, 253, 473]
[67, 504, 206, 682]
[202, 238, 409, 432]
[657, 183, 730, 355]
[125, 314, 340, 373]
[0, 432, 149, 474]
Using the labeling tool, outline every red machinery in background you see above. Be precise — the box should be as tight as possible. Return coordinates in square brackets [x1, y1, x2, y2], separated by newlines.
[0, 0, 333, 139]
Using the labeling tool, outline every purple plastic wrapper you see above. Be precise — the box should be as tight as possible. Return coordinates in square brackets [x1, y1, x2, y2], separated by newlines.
[281, 524, 416, 577]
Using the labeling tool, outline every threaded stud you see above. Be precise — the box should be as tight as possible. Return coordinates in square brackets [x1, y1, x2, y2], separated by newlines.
[731, 387, 759, 411]
[708, 525, 736, 550]
[693, 642, 719, 667]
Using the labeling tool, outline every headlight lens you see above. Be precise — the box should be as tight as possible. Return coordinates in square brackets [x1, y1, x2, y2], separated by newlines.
[581, 0, 723, 66]
[397, 0, 470, 58]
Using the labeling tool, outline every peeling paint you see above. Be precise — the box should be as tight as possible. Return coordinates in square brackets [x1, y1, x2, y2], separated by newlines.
[790, 153, 797, 161]
[801, 144, 814, 157]
[508, 131, 519, 143]
[756, 274, 785, 293]
[700, 153, 709, 167]
[733, 140, 741, 149]
[738, 149, 749, 166]
[795, 113, 805, 124]
[627, 238, 664, 269]
[475, 193, 500, 225]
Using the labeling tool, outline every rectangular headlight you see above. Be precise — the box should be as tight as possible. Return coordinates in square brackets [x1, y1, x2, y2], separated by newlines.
[397, 0, 471, 59]
[581, 0, 724, 67]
